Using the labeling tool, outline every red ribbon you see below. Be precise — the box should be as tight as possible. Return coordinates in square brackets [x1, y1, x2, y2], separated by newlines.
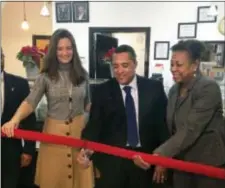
[1, 129, 225, 180]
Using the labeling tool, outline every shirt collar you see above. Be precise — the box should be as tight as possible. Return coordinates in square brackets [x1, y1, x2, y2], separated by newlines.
[119, 75, 137, 90]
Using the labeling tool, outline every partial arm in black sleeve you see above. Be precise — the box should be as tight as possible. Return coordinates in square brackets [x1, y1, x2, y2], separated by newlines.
[82, 84, 104, 142]
[19, 79, 37, 155]
[154, 81, 170, 146]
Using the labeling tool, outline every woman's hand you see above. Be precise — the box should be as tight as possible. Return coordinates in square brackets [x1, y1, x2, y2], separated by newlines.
[153, 165, 167, 184]
[152, 153, 167, 184]
[133, 155, 151, 170]
[1, 120, 19, 137]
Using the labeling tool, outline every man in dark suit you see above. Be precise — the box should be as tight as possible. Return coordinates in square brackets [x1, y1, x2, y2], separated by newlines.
[77, 45, 169, 188]
[1, 48, 37, 188]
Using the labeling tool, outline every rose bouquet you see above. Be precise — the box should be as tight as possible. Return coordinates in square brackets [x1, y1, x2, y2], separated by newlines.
[17, 45, 48, 68]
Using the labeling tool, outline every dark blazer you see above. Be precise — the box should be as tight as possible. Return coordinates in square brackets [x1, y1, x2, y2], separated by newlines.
[154, 75, 225, 166]
[82, 75, 169, 171]
[1, 72, 37, 188]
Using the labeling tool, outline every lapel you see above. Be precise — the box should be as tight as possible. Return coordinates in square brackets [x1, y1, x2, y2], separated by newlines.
[167, 74, 202, 132]
[3, 72, 9, 109]
[111, 76, 145, 123]
[136, 76, 145, 129]
[111, 78, 126, 116]
[175, 74, 202, 110]
[167, 84, 179, 132]
[3, 72, 14, 109]
[111, 76, 147, 129]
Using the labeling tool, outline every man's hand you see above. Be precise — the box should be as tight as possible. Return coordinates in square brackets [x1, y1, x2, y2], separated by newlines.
[133, 155, 151, 170]
[77, 149, 94, 169]
[21, 153, 32, 167]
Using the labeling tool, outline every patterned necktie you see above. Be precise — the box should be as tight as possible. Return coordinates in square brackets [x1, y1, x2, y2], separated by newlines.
[123, 86, 138, 147]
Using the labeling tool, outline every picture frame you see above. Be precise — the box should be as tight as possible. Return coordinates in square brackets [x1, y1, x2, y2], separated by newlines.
[201, 41, 225, 67]
[55, 1, 72, 23]
[32, 35, 51, 73]
[154, 41, 170, 60]
[32, 35, 51, 50]
[197, 6, 217, 23]
[178, 22, 197, 39]
[72, 1, 89, 23]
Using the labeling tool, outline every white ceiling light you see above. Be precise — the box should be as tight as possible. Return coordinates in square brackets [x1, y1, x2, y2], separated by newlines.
[208, 4, 218, 16]
[40, 2, 50, 17]
[21, 20, 29, 30]
[21, 2, 29, 30]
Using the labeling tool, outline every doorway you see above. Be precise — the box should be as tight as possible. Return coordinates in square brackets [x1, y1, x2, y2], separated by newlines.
[89, 27, 151, 79]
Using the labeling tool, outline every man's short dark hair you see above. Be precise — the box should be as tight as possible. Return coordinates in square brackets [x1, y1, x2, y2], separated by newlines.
[171, 40, 206, 63]
[115, 44, 137, 62]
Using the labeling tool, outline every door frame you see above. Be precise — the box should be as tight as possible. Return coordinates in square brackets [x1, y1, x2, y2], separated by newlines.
[201, 40, 225, 67]
[89, 27, 151, 78]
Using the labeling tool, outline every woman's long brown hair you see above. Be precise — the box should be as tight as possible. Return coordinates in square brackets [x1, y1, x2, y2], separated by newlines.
[41, 29, 87, 86]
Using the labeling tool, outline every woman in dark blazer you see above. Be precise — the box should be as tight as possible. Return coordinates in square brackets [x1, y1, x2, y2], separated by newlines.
[134, 40, 225, 188]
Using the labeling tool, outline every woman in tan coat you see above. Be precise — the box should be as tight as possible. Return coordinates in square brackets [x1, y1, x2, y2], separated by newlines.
[2, 29, 94, 188]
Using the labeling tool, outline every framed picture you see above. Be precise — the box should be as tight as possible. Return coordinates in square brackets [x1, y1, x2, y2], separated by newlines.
[55, 2, 72, 23]
[197, 6, 217, 23]
[32, 35, 51, 72]
[154, 41, 170, 60]
[72, 1, 89, 22]
[178, 22, 197, 39]
[32, 35, 51, 50]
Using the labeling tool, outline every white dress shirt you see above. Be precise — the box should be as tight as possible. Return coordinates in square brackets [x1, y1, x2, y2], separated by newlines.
[78, 13, 85, 20]
[119, 75, 141, 147]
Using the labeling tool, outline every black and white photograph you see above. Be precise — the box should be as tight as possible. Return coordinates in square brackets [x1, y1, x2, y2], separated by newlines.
[72, 1, 89, 22]
[55, 2, 72, 23]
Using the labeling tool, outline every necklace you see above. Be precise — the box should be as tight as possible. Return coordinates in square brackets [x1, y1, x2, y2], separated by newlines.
[59, 72, 73, 111]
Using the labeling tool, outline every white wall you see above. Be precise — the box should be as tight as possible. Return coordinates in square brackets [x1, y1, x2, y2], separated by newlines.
[52, 1, 225, 88]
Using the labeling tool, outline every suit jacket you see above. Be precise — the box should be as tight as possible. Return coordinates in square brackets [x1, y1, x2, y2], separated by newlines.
[1, 72, 37, 186]
[82, 75, 169, 170]
[154, 74, 225, 166]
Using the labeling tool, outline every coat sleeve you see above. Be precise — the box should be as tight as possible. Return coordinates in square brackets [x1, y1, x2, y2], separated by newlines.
[25, 74, 46, 110]
[153, 81, 170, 145]
[81, 84, 103, 142]
[19, 78, 37, 155]
[84, 80, 91, 108]
[153, 81, 222, 157]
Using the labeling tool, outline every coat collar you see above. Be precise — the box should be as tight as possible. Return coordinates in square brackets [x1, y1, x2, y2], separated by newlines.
[111, 75, 146, 128]
[167, 74, 202, 132]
